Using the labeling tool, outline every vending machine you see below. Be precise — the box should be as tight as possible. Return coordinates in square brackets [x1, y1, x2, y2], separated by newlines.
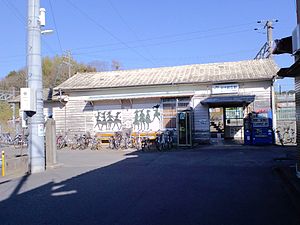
[251, 111, 273, 145]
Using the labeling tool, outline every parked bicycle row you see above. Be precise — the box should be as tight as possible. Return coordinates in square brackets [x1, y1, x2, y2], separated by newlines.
[56, 129, 175, 151]
[0, 132, 28, 149]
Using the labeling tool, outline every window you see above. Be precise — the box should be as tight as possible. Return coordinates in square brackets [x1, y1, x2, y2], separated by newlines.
[162, 97, 191, 129]
[225, 107, 243, 126]
[163, 103, 176, 129]
[121, 99, 132, 109]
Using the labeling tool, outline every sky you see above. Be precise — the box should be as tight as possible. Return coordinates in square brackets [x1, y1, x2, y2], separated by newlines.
[0, 0, 297, 90]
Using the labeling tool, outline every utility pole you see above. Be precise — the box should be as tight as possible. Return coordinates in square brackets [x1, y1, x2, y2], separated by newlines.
[27, 0, 45, 173]
[62, 50, 72, 78]
[254, 19, 278, 59]
[67, 51, 71, 78]
[266, 21, 273, 57]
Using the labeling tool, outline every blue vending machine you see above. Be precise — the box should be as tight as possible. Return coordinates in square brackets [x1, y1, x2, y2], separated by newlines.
[251, 111, 273, 145]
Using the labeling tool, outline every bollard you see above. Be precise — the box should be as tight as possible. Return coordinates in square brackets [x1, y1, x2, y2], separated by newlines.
[1, 151, 5, 177]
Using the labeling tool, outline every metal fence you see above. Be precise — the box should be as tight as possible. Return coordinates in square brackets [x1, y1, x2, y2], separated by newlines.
[276, 108, 296, 121]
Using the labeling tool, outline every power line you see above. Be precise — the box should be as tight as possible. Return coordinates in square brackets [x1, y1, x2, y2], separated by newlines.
[106, 0, 156, 64]
[2, 28, 252, 61]
[0, 0, 58, 59]
[65, 0, 155, 65]
[71, 22, 256, 51]
[42, 37, 57, 55]
[72, 29, 252, 56]
[48, 0, 64, 54]
[1, 0, 25, 24]
[74, 48, 258, 70]
[76, 48, 257, 62]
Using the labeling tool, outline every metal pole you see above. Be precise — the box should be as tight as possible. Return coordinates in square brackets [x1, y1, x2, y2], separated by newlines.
[27, 0, 45, 173]
[12, 87, 16, 130]
[2, 151, 5, 177]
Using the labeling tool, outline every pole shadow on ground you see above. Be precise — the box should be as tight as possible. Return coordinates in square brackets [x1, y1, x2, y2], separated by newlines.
[0, 147, 299, 225]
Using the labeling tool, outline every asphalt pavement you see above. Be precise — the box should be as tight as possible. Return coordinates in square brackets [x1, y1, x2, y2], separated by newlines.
[0, 145, 299, 225]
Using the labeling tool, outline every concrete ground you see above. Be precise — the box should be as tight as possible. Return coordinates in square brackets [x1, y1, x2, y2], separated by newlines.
[0, 145, 299, 225]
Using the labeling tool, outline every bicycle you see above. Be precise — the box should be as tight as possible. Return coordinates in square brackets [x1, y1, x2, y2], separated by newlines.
[13, 134, 28, 149]
[282, 127, 296, 144]
[90, 135, 102, 150]
[131, 131, 143, 150]
[276, 129, 284, 146]
[69, 133, 90, 150]
[56, 133, 69, 149]
[109, 132, 122, 150]
[155, 131, 166, 151]
[13, 133, 28, 156]
[165, 130, 174, 149]
[0, 133, 13, 145]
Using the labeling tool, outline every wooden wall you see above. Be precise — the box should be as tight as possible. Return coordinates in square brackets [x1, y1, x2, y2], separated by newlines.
[46, 80, 273, 143]
[192, 96, 210, 143]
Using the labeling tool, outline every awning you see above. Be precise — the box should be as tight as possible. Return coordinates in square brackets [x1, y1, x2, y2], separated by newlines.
[277, 58, 300, 77]
[201, 95, 255, 106]
[85, 91, 195, 102]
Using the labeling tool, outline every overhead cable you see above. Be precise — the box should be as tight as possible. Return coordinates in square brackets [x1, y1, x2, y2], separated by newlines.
[65, 0, 155, 65]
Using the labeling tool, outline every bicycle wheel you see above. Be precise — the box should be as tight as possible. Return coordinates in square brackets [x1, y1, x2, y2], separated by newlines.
[155, 139, 162, 151]
[114, 139, 121, 150]
[13, 139, 21, 149]
[282, 133, 289, 144]
[108, 137, 114, 149]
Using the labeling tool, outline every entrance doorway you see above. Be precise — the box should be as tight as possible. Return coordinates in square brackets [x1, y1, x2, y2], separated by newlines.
[209, 106, 244, 143]
[209, 107, 224, 138]
[224, 107, 244, 140]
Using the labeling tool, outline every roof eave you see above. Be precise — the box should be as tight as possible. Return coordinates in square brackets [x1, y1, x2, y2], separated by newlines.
[55, 77, 274, 93]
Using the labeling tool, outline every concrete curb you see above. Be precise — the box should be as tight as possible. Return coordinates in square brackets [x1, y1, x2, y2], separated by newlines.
[46, 163, 64, 169]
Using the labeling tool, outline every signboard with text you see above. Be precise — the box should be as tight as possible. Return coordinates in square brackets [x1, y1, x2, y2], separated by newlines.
[212, 84, 239, 94]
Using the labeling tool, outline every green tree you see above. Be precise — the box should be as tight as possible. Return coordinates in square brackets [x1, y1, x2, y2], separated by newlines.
[0, 101, 13, 132]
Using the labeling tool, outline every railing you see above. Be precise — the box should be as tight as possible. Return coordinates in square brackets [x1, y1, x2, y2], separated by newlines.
[276, 108, 296, 121]
[0, 90, 15, 101]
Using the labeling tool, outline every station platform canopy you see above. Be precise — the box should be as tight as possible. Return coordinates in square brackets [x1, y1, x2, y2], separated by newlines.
[201, 95, 255, 107]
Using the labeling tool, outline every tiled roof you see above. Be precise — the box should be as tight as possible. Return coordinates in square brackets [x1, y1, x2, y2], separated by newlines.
[55, 59, 279, 91]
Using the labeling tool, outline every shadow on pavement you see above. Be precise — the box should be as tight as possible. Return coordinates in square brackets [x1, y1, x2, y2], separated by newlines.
[0, 147, 299, 225]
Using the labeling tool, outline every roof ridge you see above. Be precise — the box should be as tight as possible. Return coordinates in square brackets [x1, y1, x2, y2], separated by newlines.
[76, 59, 275, 76]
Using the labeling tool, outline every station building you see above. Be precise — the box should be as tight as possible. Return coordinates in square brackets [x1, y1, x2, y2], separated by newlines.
[48, 59, 278, 146]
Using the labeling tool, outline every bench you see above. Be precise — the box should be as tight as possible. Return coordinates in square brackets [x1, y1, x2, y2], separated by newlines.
[95, 131, 158, 144]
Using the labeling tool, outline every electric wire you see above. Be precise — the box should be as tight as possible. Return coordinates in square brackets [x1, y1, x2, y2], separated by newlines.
[0, 0, 57, 58]
[74, 48, 258, 70]
[1, 0, 25, 24]
[65, 0, 155, 65]
[48, 0, 64, 54]
[71, 22, 256, 51]
[106, 0, 156, 64]
[1, 28, 253, 60]
[72, 29, 252, 56]
[0, 2, 258, 68]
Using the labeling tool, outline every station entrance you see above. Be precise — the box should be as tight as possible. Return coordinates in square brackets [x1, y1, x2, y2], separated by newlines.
[201, 95, 256, 145]
[209, 107, 244, 143]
